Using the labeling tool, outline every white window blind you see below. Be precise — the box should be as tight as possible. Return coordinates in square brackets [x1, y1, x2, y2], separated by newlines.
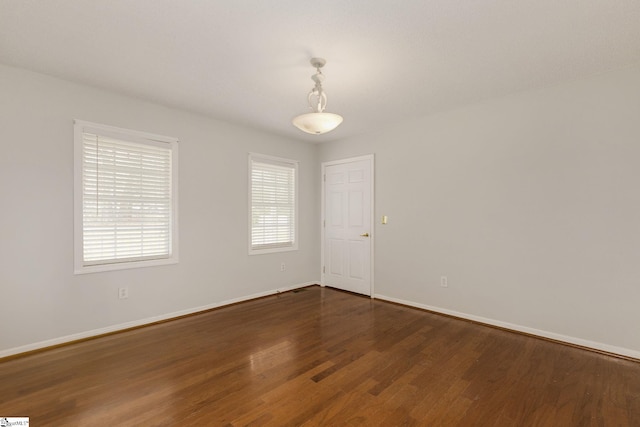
[250, 155, 298, 253]
[74, 120, 178, 273]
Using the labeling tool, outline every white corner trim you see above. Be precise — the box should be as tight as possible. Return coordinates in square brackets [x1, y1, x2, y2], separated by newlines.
[374, 294, 640, 360]
[1, 282, 317, 359]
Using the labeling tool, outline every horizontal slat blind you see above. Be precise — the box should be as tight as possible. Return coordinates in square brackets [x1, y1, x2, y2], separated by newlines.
[251, 157, 296, 251]
[82, 132, 173, 265]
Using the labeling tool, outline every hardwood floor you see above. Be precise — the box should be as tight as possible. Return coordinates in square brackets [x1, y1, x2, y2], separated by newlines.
[1, 286, 639, 426]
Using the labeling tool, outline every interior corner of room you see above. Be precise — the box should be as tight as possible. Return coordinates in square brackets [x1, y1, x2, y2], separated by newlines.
[1, 1, 640, 366]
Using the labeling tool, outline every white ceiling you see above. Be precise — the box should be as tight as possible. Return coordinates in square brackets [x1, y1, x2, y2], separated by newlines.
[2, 1, 640, 143]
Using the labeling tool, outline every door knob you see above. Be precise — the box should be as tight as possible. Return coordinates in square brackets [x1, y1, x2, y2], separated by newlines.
[360, 232, 369, 237]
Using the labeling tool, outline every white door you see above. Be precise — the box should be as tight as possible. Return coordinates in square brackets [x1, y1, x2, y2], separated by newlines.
[322, 156, 373, 296]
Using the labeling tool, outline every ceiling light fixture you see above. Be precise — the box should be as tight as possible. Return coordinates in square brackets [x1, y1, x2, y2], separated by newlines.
[292, 58, 343, 135]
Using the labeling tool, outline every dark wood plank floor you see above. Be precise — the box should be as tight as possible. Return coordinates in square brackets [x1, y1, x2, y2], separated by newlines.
[1, 286, 639, 426]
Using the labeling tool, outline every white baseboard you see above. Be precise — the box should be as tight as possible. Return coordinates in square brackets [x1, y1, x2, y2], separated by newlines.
[1, 282, 316, 359]
[374, 293, 640, 360]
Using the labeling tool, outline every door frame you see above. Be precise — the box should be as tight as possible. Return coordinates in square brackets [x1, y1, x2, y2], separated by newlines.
[320, 154, 375, 298]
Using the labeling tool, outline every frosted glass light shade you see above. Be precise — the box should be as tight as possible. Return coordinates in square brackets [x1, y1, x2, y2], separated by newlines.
[292, 112, 343, 135]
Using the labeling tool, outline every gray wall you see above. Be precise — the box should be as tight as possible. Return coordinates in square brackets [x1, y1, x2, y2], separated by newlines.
[319, 64, 640, 358]
[3, 62, 640, 359]
[0, 65, 320, 355]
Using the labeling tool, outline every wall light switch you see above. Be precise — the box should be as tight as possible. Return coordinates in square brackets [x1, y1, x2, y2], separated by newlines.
[382, 215, 388, 225]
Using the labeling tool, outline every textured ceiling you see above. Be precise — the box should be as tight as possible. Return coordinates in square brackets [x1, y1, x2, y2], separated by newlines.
[1, 0, 640, 142]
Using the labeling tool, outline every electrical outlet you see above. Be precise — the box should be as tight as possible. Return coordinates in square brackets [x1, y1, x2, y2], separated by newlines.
[118, 287, 129, 299]
[440, 276, 448, 288]
[280, 262, 286, 272]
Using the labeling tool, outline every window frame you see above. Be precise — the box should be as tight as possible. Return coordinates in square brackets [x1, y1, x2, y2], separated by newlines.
[248, 153, 299, 255]
[73, 120, 179, 274]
